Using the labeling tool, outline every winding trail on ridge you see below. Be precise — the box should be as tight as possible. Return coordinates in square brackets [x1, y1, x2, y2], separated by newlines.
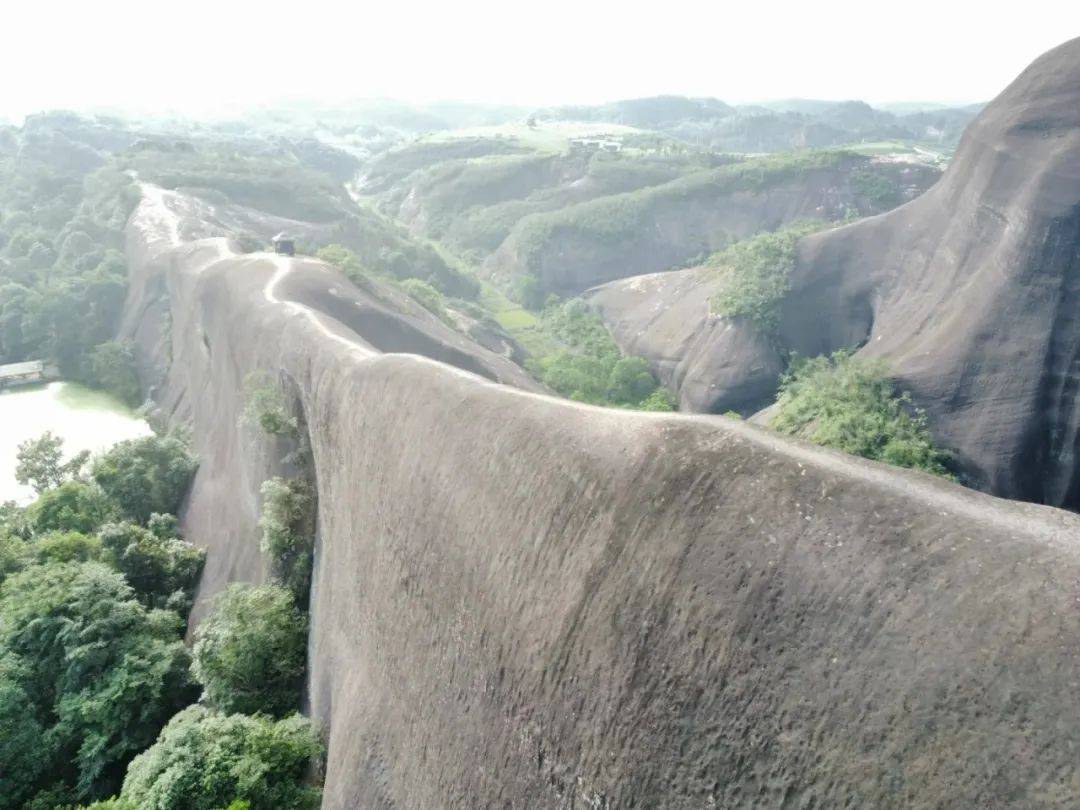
[133, 181, 1071, 544]
[125, 177, 1080, 809]
[261, 254, 377, 359]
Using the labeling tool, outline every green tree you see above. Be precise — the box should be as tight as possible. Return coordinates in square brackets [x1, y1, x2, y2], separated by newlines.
[534, 351, 610, 403]
[98, 519, 205, 610]
[0, 562, 196, 805]
[29, 480, 117, 534]
[242, 372, 297, 437]
[118, 706, 322, 810]
[0, 502, 29, 538]
[400, 278, 452, 324]
[85, 341, 141, 406]
[91, 435, 198, 524]
[15, 431, 90, 494]
[77, 799, 134, 809]
[528, 298, 668, 409]
[0, 532, 32, 585]
[709, 220, 826, 331]
[192, 584, 307, 717]
[314, 243, 368, 285]
[770, 351, 953, 476]
[258, 478, 315, 603]
[606, 356, 657, 404]
[33, 531, 102, 565]
[514, 274, 545, 310]
[0, 653, 50, 807]
[636, 387, 677, 411]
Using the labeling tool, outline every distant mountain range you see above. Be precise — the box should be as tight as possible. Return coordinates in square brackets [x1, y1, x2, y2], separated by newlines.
[533, 95, 984, 152]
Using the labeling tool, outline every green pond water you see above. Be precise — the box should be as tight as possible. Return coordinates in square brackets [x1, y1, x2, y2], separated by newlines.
[0, 381, 151, 505]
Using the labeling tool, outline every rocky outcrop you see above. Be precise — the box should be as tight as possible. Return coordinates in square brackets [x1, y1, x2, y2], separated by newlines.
[591, 37, 1080, 509]
[122, 181, 1080, 808]
[777, 36, 1080, 507]
[585, 267, 783, 413]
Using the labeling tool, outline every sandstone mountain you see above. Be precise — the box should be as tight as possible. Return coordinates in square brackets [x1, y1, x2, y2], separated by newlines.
[590, 36, 1080, 509]
[122, 167, 1080, 807]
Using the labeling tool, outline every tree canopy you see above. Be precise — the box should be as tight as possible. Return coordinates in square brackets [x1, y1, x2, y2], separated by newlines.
[91, 435, 198, 524]
[192, 584, 308, 718]
[0, 562, 196, 806]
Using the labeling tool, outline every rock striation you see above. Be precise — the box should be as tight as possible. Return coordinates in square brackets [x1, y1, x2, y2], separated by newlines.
[121, 175, 1080, 808]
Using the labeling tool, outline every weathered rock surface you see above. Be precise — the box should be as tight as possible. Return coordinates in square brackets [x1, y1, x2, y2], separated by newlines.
[123, 181, 1080, 808]
[778, 36, 1080, 507]
[592, 37, 1080, 509]
[585, 267, 783, 413]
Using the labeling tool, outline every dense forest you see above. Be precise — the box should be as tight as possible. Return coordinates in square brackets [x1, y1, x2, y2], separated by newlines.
[0, 115, 141, 402]
[0, 429, 323, 809]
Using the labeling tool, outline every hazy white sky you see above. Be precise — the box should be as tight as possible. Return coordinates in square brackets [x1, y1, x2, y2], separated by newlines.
[3, 0, 1078, 119]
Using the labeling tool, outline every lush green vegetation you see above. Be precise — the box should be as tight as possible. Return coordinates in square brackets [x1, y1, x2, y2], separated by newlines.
[258, 477, 316, 603]
[708, 220, 827, 331]
[0, 121, 138, 388]
[241, 373, 318, 607]
[0, 431, 323, 808]
[315, 241, 477, 311]
[85, 341, 141, 406]
[28, 480, 118, 535]
[508, 150, 849, 268]
[363, 143, 721, 264]
[329, 208, 481, 298]
[98, 517, 205, 612]
[527, 300, 675, 410]
[15, 431, 90, 495]
[105, 706, 323, 810]
[383, 149, 700, 258]
[0, 432, 204, 807]
[90, 435, 199, 524]
[399, 278, 453, 324]
[360, 136, 531, 194]
[191, 584, 307, 718]
[476, 284, 560, 359]
[850, 168, 903, 208]
[120, 141, 351, 223]
[0, 562, 197, 805]
[770, 351, 953, 476]
[513, 274, 546, 311]
[392, 153, 556, 238]
[242, 372, 298, 437]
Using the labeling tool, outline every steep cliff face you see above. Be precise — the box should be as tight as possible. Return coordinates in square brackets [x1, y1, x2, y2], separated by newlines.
[121, 185, 540, 626]
[123, 182, 1080, 808]
[585, 267, 782, 413]
[590, 37, 1080, 508]
[777, 36, 1080, 506]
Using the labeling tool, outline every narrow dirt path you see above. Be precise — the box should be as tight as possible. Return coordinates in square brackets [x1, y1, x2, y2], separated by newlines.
[262, 255, 375, 358]
[136, 183, 184, 248]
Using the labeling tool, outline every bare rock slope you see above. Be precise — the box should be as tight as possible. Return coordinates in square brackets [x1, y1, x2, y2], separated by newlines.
[120, 180, 1080, 808]
[591, 37, 1080, 509]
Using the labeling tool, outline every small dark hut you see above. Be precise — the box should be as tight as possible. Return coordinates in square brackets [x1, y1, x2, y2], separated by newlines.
[272, 232, 296, 256]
